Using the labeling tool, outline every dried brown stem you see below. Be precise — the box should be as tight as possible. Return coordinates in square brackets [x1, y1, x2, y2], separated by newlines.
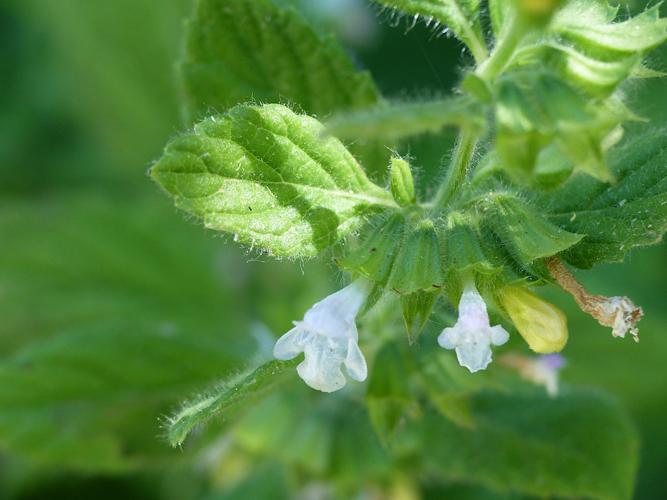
[545, 257, 643, 342]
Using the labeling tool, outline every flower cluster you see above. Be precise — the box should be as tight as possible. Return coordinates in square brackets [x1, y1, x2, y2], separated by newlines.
[274, 276, 571, 392]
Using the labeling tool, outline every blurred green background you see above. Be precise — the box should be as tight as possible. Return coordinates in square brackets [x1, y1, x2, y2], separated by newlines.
[1, 0, 665, 498]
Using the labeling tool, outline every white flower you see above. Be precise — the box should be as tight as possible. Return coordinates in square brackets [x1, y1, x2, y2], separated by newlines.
[438, 281, 509, 372]
[273, 280, 370, 393]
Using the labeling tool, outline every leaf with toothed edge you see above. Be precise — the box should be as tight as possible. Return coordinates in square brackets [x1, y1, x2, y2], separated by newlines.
[181, 0, 389, 175]
[372, 0, 488, 62]
[542, 125, 667, 268]
[151, 104, 396, 258]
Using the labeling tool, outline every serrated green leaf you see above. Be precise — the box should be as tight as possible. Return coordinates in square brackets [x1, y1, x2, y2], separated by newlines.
[151, 104, 395, 258]
[326, 96, 484, 142]
[167, 359, 297, 447]
[545, 125, 667, 268]
[412, 390, 638, 500]
[181, 0, 388, 174]
[372, 0, 488, 62]
[182, 0, 380, 119]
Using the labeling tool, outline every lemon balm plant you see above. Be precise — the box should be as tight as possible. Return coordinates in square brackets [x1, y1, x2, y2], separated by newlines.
[150, 0, 667, 497]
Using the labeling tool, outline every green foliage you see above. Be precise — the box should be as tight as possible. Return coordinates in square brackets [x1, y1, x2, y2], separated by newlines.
[181, 0, 388, 173]
[366, 342, 414, 442]
[167, 360, 297, 447]
[412, 390, 638, 500]
[488, 0, 511, 38]
[551, 2, 667, 55]
[151, 104, 395, 258]
[372, 0, 488, 62]
[544, 125, 667, 268]
[10, 0, 191, 173]
[479, 195, 583, 265]
[387, 219, 444, 294]
[0, 195, 254, 471]
[494, 70, 628, 182]
[182, 0, 379, 119]
[5, 0, 667, 498]
[511, 1, 667, 97]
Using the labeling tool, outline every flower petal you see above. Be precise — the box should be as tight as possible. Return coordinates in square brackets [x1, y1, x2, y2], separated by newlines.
[437, 327, 459, 349]
[455, 339, 493, 373]
[490, 325, 510, 346]
[273, 328, 306, 360]
[344, 338, 367, 381]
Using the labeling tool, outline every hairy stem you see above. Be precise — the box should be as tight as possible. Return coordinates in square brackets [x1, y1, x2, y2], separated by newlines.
[476, 12, 528, 82]
[431, 129, 478, 213]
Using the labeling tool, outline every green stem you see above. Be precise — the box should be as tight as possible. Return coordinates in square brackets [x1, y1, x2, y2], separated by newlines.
[476, 13, 528, 82]
[431, 129, 478, 213]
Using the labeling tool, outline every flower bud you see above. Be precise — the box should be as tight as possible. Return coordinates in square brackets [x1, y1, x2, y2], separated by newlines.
[515, 0, 563, 23]
[389, 157, 416, 207]
[500, 286, 568, 353]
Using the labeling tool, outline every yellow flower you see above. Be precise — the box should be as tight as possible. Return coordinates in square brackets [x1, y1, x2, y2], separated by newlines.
[500, 286, 568, 353]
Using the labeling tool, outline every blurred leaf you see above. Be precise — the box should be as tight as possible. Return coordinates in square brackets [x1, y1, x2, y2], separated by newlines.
[509, 2, 667, 98]
[366, 342, 414, 443]
[544, 125, 667, 268]
[413, 340, 501, 427]
[412, 390, 638, 500]
[495, 70, 628, 182]
[234, 390, 392, 489]
[181, 0, 388, 174]
[552, 2, 667, 56]
[0, 194, 255, 471]
[151, 104, 395, 258]
[326, 97, 483, 142]
[202, 463, 289, 500]
[167, 360, 297, 447]
[11, 0, 190, 171]
[372, 0, 488, 62]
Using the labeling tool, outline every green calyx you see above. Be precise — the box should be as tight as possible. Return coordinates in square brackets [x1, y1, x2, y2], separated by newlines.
[152, 0, 667, 347]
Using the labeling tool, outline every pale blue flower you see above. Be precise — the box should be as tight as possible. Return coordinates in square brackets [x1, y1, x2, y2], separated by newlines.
[273, 280, 370, 392]
[438, 281, 509, 372]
